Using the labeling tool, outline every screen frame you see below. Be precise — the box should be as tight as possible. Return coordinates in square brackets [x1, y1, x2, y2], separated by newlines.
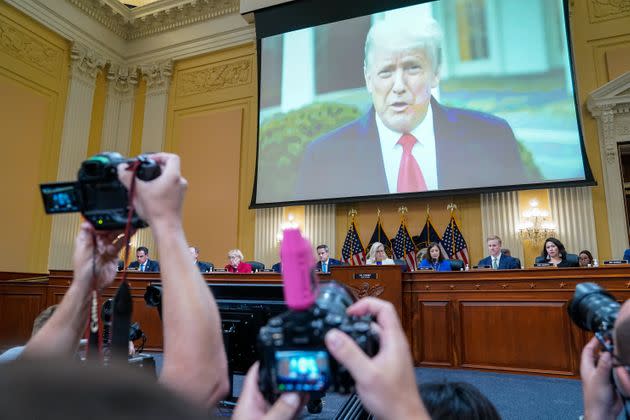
[249, 0, 595, 209]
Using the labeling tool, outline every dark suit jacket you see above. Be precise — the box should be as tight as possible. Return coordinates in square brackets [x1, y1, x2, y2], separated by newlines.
[534, 255, 579, 268]
[272, 262, 282, 273]
[623, 249, 630, 262]
[196, 261, 213, 273]
[295, 97, 527, 199]
[316, 258, 342, 272]
[128, 259, 160, 272]
[478, 255, 520, 269]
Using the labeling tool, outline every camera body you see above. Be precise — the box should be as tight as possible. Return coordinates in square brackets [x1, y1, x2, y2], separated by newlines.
[39, 152, 160, 230]
[257, 229, 379, 402]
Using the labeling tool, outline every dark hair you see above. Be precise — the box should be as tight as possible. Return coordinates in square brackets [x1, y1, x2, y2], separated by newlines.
[419, 381, 501, 420]
[423, 242, 444, 263]
[316, 244, 329, 252]
[0, 359, 208, 420]
[578, 250, 593, 265]
[137, 246, 149, 255]
[540, 237, 567, 260]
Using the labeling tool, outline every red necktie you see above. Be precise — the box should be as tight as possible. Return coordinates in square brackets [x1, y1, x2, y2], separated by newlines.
[397, 133, 427, 192]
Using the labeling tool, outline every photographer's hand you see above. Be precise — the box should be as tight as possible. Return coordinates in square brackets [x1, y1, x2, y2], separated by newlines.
[23, 222, 126, 358]
[117, 153, 187, 228]
[325, 297, 429, 420]
[581, 336, 622, 420]
[233, 362, 305, 420]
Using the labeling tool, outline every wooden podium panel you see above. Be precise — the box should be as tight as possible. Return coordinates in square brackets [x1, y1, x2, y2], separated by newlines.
[403, 266, 630, 377]
[4, 265, 630, 378]
[328, 265, 403, 319]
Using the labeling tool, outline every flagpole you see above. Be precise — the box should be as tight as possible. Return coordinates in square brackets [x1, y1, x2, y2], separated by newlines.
[376, 208, 381, 243]
[447, 203, 457, 257]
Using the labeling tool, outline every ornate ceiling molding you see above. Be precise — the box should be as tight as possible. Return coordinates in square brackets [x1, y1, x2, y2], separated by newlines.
[66, 0, 240, 40]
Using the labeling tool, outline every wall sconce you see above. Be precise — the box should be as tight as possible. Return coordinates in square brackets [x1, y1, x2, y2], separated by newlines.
[516, 199, 557, 244]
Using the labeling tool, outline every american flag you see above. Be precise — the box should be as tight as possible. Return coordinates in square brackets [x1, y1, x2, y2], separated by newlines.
[393, 222, 417, 271]
[341, 222, 366, 265]
[441, 216, 469, 265]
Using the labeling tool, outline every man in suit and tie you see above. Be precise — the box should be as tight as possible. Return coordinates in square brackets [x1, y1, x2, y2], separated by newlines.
[316, 244, 341, 273]
[127, 246, 160, 272]
[295, 16, 527, 200]
[189, 246, 213, 272]
[478, 235, 520, 270]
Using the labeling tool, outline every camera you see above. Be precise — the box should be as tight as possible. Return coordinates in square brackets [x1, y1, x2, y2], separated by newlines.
[568, 282, 620, 333]
[257, 228, 379, 402]
[568, 282, 620, 353]
[39, 152, 161, 230]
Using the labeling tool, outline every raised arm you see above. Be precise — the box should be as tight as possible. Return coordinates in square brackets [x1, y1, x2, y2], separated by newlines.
[22, 222, 124, 358]
[118, 153, 228, 408]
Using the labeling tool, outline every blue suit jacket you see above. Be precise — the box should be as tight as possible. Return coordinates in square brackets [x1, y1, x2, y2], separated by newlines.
[128, 259, 160, 272]
[478, 255, 520, 269]
[419, 259, 452, 271]
[296, 98, 527, 199]
[624, 249, 630, 262]
[316, 258, 342, 272]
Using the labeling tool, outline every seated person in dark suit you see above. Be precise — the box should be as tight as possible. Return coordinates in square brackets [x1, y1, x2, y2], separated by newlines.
[316, 244, 341, 273]
[418, 242, 451, 271]
[224, 249, 253, 273]
[188, 246, 213, 272]
[623, 248, 630, 262]
[535, 237, 579, 267]
[579, 249, 594, 267]
[478, 235, 520, 269]
[271, 262, 282, 273]
[500, 248, 521, 268]
[127, 246, 160, 272]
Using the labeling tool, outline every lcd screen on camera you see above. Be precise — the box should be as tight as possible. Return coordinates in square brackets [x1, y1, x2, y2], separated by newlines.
[274, 349, 330, 392]
[40, 183, 81, 213]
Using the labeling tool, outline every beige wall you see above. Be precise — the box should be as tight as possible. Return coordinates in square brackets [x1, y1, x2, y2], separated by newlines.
[569, 2, 630, 259]
[165, 44, 258, 266]
[0, 3, 69, 272]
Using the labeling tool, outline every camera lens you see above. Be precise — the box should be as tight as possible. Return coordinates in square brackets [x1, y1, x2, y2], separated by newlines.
[144, 285, 162, 307]
[568, 282, 620, 332]
[316, 281, 355, 317]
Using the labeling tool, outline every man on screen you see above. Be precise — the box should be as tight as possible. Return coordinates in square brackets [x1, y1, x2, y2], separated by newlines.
[295, 17, 527, 199]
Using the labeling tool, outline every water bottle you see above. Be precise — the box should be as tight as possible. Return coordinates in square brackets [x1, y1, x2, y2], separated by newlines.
[465, 264, 470, 271]
[593, 259, 599, 268]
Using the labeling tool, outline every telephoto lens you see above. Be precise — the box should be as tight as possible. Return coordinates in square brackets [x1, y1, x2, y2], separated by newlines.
[144, 285, 163, 307]
[568, 282, 620, 332]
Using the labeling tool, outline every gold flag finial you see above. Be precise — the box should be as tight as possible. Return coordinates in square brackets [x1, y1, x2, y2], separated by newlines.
[447, 203, 457, 213]
[376, 208, 382, 219]
[348, 208, 358, 219]
[398, 205, 408, 215]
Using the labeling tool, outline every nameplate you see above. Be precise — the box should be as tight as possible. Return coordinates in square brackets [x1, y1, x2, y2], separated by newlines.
[534, 262, 554, 267]
[604, 260, 629, 265]
[474, 265, 492, 269]
[353, 273, 377, 280]
[417, 267, 433, 271]
[259, 268, 275, 272]
[213, 268, 226, 272]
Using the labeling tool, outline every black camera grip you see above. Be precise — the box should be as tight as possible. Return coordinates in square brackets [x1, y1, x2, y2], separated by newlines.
[135, 157, 161, 181]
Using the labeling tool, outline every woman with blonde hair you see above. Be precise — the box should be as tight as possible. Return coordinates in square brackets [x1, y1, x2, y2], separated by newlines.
[366, 242, 395, 265]
[224, 249, 253, 273]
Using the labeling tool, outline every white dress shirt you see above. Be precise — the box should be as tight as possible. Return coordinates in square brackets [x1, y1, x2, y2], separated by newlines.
[375, 104, 438, 193]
